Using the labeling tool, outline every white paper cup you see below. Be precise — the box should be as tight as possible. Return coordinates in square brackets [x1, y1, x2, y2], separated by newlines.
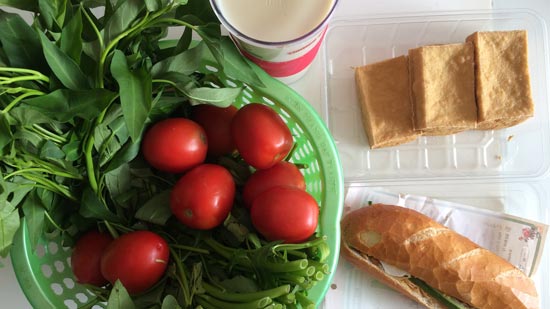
[210, 0, 338, 84]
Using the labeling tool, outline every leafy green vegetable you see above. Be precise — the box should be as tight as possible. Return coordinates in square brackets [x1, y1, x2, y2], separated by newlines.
[23, 89, 116, 122]
[0, 1, 328, 308]
[107, 280, 136, 309]
[110, 49, 152, 142]
[0, 0, 38, 11]
[38, 31, 91, 90]
[0, 10, 46, 71]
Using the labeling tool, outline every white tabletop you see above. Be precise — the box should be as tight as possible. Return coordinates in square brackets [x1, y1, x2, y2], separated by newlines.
[5, 0, 547, 308]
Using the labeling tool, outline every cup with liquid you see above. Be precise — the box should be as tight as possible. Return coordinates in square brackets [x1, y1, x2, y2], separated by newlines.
[210, 0, 339, 84]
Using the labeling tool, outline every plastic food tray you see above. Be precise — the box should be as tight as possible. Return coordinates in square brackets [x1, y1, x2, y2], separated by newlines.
[319, 9, 550, 309]
[321, 9, 550, 183]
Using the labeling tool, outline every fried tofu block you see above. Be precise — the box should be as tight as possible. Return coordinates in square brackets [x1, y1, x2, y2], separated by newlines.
[355, 56, 419, 149]
[466, 30, 534, 130]
[408, 43, 477, 135]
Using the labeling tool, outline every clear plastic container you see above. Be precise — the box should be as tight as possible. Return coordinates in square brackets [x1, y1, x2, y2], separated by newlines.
[319, 9, 550, 309]
[321, 9, 550, 183]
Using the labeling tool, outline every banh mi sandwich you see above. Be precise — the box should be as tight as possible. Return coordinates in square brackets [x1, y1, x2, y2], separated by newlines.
[340, 204, 539, 309]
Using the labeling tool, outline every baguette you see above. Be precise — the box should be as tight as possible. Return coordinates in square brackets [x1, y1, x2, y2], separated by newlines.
[340, 204, 539, 309]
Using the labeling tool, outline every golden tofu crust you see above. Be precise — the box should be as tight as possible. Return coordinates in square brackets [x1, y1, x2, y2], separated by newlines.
[409, 43, 477, 135]
[355, 56, 419, 148]
[466, 30, 534, 130]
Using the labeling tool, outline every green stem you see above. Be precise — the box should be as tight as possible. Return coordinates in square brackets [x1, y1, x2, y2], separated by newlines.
[97, 12, 151, 88]
[169, 247, 191, 307]
[152, 79, 178, 86]
[271, 236, 328, 252]
[0, 75, 48, 85]
[202, 282, 290, 303]
[84, 134, 99, 192]
[147, 18, 197, 30]
[44, 211, 66, 232]
[22, 174, 77, 202]
[1, 86, 44, 95]
[31, 124, 67, 144]
[81, 5, 104, 52]
[0, 67, 50, 83]
[169, 244, 210, 255]
[1, 91, 45, 114]
[290, 265, 315, 277]
[295, 292, 315, 309]
[5, 167, 82, 180]
[83, 99, 114, 193]
[202, 237, 253, 268]
[263, 259, 308, 273]
[197, 294, 272, 309]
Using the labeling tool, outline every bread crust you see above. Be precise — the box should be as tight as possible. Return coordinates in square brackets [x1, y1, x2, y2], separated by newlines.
[341, 204, 539, 309]
[341, 239, 447, 309]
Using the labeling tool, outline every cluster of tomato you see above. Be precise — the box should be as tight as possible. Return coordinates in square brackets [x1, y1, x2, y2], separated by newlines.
[70, 103, 320, 295]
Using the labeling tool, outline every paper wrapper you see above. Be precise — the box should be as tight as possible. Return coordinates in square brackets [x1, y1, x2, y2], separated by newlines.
[323, 186, 548, 308]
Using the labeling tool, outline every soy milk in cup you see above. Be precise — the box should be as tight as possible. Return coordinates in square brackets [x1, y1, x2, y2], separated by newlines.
[210, 0, 338, 83]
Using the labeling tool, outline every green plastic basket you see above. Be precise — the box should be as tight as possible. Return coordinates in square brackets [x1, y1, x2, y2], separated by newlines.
[10, 45, 344, 309]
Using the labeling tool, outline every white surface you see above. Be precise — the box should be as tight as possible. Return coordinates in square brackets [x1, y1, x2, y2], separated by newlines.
[11, 1, 550, 308]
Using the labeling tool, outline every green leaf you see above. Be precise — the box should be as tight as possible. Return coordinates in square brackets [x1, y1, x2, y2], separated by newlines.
[0, 113, 13, 151]
[103, 164, 131, 201]
[21, 190, 47, 252]
[144, 0, 169, 12]
[3, 178, 34, 207]
[175, 0, 217, 24]
[80, 187, 122, 223]
[107, 280, 136, 309]
[193, 22, 223, 66]
[94, 119, 128, 167]
[103, 138, 141, 173]
[61, 139, 81, 162]
[23, 88, 116, 122]
[0, 0, 38, 11]
[9, 106, 55, 125]
[149, 94, 186, 121]
[152, 42, 205, 77]
[219, 37, 265, 88]
[0, 10, 46, 71]
[161, 295, 182, 309]
[60, 6, 83, 64]
[173, 27, 193, 55]
[38, 31, 90, 90]
[110, 50, 152, 142]
[39, 140, 65, 159]
[80, 0, 104, 8]
[103, 0, 145, 44]
[135, 190, 172, 225]
[38, 0, 67, 31]
[183, 84, 242, 108]
[0, 201, 19, 257]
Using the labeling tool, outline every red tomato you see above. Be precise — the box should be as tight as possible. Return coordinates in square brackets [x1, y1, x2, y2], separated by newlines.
[71, 230, 113, 286]
[192, 105, 238, 157]
[251, 186, 319, 243]
[100, 231, 169, 294]
[231, 103, 293, 169]
[242, 161, 305, 209]
[170, 164, 235, 230]
[141, 118, 207, 173]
